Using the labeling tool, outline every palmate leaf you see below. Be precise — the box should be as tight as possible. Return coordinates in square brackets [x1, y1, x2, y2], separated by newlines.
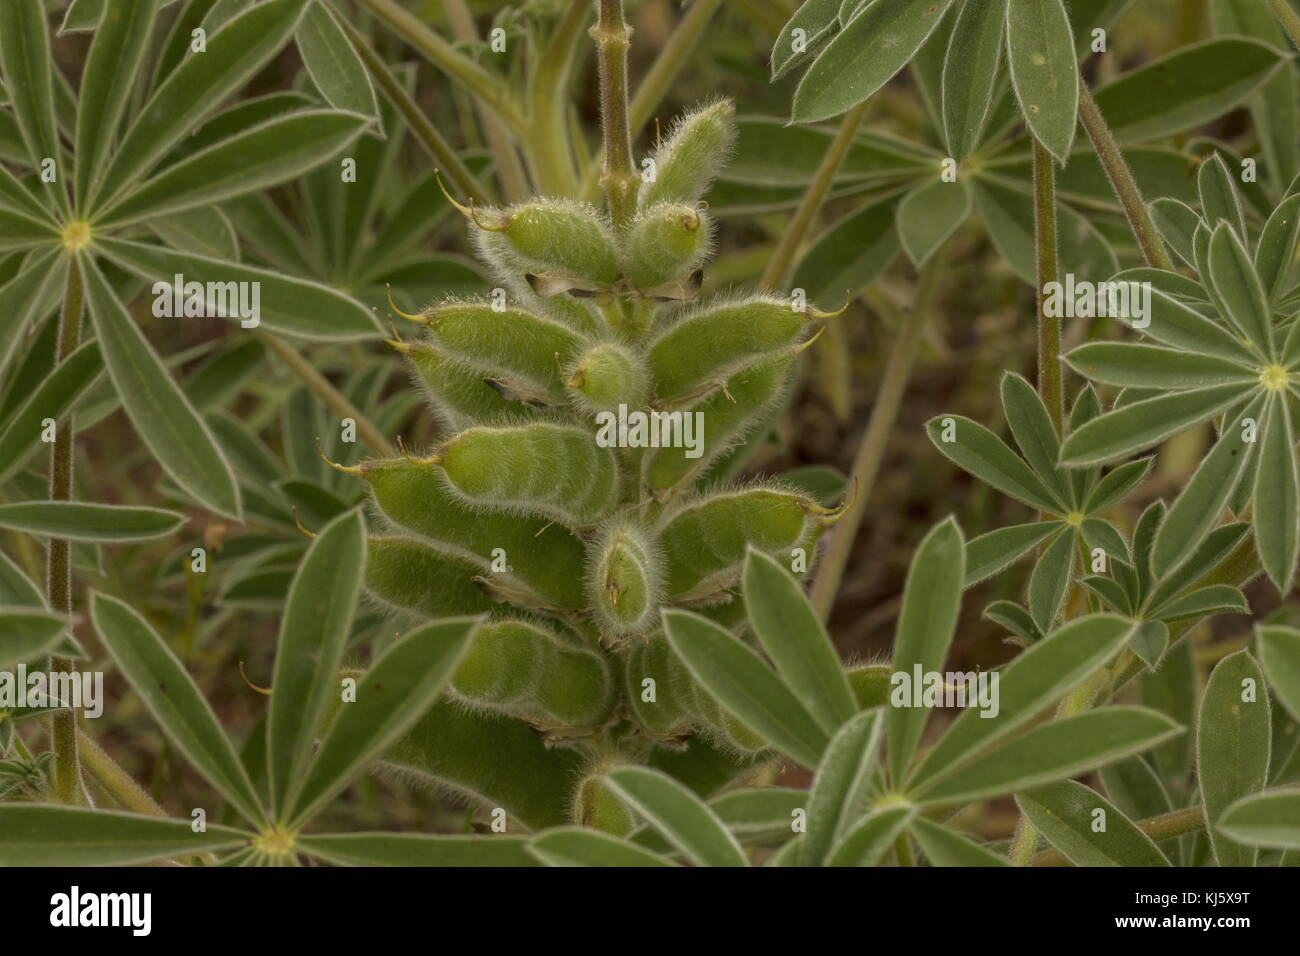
[897, 179, 970, 266]
[0, 608, 69, 669]
[299, 832, 538, 866]
[286, 618, 475, 826]
[0, 501, 183, 541]
[940, 0, 1005, 162]
[792, 0, 956, 123]
[297, 0, 380, 126]
[0, 248, 65, 378]
[886, 517, 964, 784]
[1217, 790, 1300, 850]
[926, 416, 1062, 512]
[802, 709, 883, 866]
[81, 255, 242, 518]
[663, 608, 829, 769]
[0, 339, 102, 484]
[74, 0, 159, 209]
[909, 615, 1134, 791]
[1196, 152, 1246, 241]
[913, 707, 1182, 805]
[1150, 393, 1264, 578]
[0, 0, 66, 217]
[1092, 37, 1286, 143]
[603, 767, 747, 867]
[1252, 394, 1299, 591]
[824, 803, 914, 866]
[742, 549, 857, 735]
[1005, 0, 1078, 162]
[97, 237, 382, 340]
[1059, 382, 1253, 467]
[266, 509, 366, 817]
[791, 190, 902, 303]
[90, 0, 309, 214]
[528, 828, 675, 868]
[1206, 223, 1274, 356]
[1027, 525, 1075, 632]
[771, 0, 841, 82]
[1017, 779, 1171, 866]
[1257, 626, 1300, 721]
[1064, 342, 1257, 390]
[0, 805, 248, 866]
[97, 110, 371, 228]
[1198, 650, 1271, 866]
[909, 816, 1009, 867]
[90, 592, 266, 827]
[964, 521, 1062, 588]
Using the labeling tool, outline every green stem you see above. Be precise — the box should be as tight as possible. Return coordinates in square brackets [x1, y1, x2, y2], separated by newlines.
[77, 730, 166, 817]
[333, 9, 492, 203]
[894, 832, 915, 867]
[759, 99, 870, 290]
[47, 253, 85, 806]
[357, 0, 528, 134]
[809, 256, 945, 621]
[442, 0, 531, 201]
[593, 0, 640, 228]
[526, 0, 590, 196]
[1032, 139, 1063, 434]
[1031, 805, 1207, 866]
[579, 0, 725, 202]
[256, 332, 394, 456]
[1076, 75, 1174, 271]
[1270, 0, 1300, 50]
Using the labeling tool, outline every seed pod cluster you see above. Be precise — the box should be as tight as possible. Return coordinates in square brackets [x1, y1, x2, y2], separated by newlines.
[349, 97, 835, 771]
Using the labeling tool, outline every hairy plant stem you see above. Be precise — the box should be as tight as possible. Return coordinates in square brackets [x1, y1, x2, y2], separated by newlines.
[256, 332, 393, 456]
[759, 99, 871, 290]
[357, 0, 528, 134]
[76, 730, 165, 817]
[47, 254, 85, 805]
[1076, 76, 1174, 271]
[1032, 139, 1063, 434]
[333, 10, 492, 203]
[593, 0, 640, 228]
[443, 0, 531, 201]
[1030, 805, 1207, 866]
[810, 256, 945, 621]
[1270, 0, 1300, 50]
[579, 0, 725, 201]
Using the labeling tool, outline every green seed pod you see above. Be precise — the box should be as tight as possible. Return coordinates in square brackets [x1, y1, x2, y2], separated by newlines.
[626, 203, 713, 294]
[472, 199, 621, 287]
[564, 340, 651, 415]
[544, 294, 607, 338]
[639, 99, 737, 210]
[572, 772, 635, 836]
[362, 459, 587, 611]
[648, 295, 816, 403]
[622, 636, 693, 738]
[364, 536, 494, 618]
[416, 301, 586, 406]
[403, 342, 543, 428]
[848, 663, 892, 709]
[589, 521, 663, 637]
[659, 485, 834, 600]
[437, 423, 621, 528]
[451, 618, 614, 732]
[644, 355, 796, 493]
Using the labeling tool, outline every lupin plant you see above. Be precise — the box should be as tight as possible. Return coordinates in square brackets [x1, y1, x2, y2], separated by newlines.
[5, 0, 1300, 883]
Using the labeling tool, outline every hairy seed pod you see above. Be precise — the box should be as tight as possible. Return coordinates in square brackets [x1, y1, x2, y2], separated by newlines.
[418, 301, 586, 406]
[659, 486, 828, 600]
[644, 355, 795, 492]
[544, 294, 606, 338]
[573, 772, 635, 835]
[622, 636, 693, 738]
[364, 536, 494, 617]
[626, 203, 713, 293]
[589, 522, 663, 637]
[848, 663, 892, 709]
[564, 340, 651, 414]
[472, 199, 621, 287]
[438, 423, 621, 528]
[451, 619, 614, 731]
[404, 343, 545, 428]
[648, 296, 815, 403]
[639, 99, 737, 210]
[363, 459, 587, 610]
